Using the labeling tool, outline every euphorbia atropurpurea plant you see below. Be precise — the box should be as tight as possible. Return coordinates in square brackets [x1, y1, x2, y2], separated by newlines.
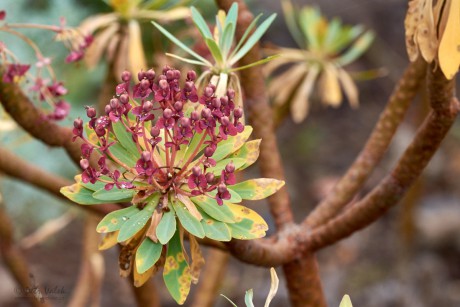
[60, 66, 284, 304]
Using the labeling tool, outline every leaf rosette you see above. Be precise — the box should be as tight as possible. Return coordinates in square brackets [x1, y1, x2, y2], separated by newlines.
[61, 66, 284, 304]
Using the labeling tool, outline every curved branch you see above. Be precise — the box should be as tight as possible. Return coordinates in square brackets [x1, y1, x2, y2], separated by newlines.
[0, 147, 121, 216]
[302, 67, 458, 251]
[305, 58, 427, 228]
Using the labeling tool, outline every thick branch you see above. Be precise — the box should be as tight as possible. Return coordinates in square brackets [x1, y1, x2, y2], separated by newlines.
[303, 68, 458, 251]
[0, 200, 51, 307]
[305, 58, 427, 228]
[0, 147, 121, 216]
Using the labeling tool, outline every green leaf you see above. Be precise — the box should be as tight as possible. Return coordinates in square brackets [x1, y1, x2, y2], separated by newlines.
[227, 203, 268, 239]
[229, 55, 280, 72]
[220, 294, 238, 307]
[208, 158, 246, 175]
[135, 237, 163, 274]
[229, 179, 285, 200]
[152, 21, 212, 66]
[191, 6, 213, 39]
[60, 184, 109, 205]
[112, 120, 139, 157]
[339, 295, 353, 307]
[224, 2, 238, 41]
[108, 142, 138, 167]
[96, 206, 140, 233]
[92, 187, 135, 202]
[298, 7, 321, 50]
[78, 175, 110, 191]
[165, 53, 208, 66]
[173, 201, 205, 238]
[117, 196, 158, 242]
[205, 38, 224, 66]
[245, 289, 255, 307]
[163, 230, 192, 304]
[220, 22, 235, 58]
[156, 209, 177, 244]
[281, 0, 306, 48]
[190, 195, 235, 223]
[336, 31, 375, 66]
[229, 14, 262, 60]
[197, 208, 231, 241]
[230, 13, 277, 65]
[227, 139, 261, 170]
[212, 126, 253, 161]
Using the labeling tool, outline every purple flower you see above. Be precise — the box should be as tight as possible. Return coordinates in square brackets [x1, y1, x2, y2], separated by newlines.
[2, 63, 30, 83]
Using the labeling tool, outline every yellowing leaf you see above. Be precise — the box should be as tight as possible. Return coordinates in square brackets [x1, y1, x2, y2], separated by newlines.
[339, 294, 353, 307]
[163, 231, 192, 305]
[290, 64, 319, 123]
[133, 258, 155, 288]
[188, 235, 205, 284]
[319, 64, 342, 107]
[98, 231, 119, 250]
[229, 178, 285, 200]
[337, 69, 359, 108]
[227, 139, 261, 170]
[227, 203, 268, 239]
[60, 183, 108, 205]
[438, 0, 460, 79]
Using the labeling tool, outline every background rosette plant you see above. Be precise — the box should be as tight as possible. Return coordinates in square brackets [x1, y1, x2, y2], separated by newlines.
[60, 66, 284, 304]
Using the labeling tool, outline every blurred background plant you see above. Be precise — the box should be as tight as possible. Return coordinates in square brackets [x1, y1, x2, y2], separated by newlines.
[79, 0, 191, 78]
[265, 0, 379, 124]
[152, 2, 277, 110]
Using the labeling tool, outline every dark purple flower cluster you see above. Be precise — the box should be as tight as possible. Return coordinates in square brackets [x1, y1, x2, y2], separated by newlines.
[73, 66, 244, 206]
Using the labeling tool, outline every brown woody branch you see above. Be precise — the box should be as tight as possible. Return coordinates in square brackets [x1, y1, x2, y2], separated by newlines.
[0, 147, 121, 216]
[0, 200, 52, 307]
[305, 58, 427, 228]
[302, 67, 458, 251]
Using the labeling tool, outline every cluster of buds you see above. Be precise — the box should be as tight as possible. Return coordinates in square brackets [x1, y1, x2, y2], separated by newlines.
[0, 11, 92, 120]
[72, 66, 245, 206]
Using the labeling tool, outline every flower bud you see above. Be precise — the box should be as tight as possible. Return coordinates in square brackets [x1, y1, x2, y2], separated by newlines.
[173, 101, 183, 112]
[173, 70, 181, 80]
[220, 96, 229, 106]
[145, 69, 155, 80]
[204, 86, 214, 97]
[187, 70, 197, 81]
[204, 146, 215, 157]
[201, 108, 212, 119]
[73, 118, 83, 129]
[163, 108, 173, 119]
[159, 79, 168, 90]
[212, 98, 221, 109]
[180, 117, 190, 127]
[137, 70, 145, 81]
[140, 79, 150, 90]
[80, 159, 89, 170]
[227, 89, 235, 99]
[85, 106, 96, 118]
[141, 151, 151, 162]
[234, 107, 243, 119]
[191, 111, 199, 121]
[104, 105, 111, 115]
[184, 81, 194, 91]
[120, 93, 129, 104]
[95, 126, 106, 137]
[192, 166, 201, 176]
[143, 100, 153, 112]
[205, 172, 215, 183]
[150, 126, 160, 137]
[225, 162, 235, 173]
[166, 70, 175, 81]
[217, 183, 227, 194]
[221, 116, 230, 126]
[110, 98, 119, 109]
[121, 71, 131, 82]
